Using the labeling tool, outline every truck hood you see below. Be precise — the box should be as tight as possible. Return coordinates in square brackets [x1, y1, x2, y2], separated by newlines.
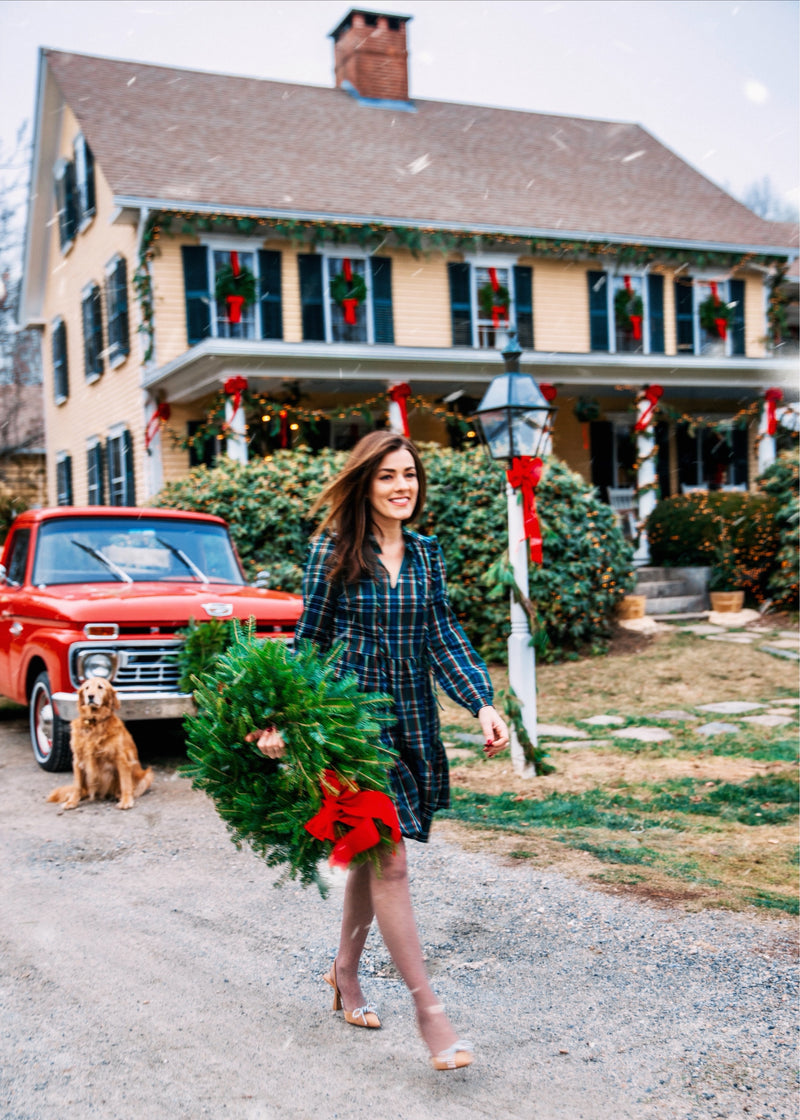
[20, 582, 303, 627]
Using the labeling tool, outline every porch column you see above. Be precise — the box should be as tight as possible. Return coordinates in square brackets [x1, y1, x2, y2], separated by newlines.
[757, 390, 778, 476]
[634, 387, 661, 567]
[142, 396, 165, 499]
[225, 399, 248, 463]
[387, 382, 411, 437]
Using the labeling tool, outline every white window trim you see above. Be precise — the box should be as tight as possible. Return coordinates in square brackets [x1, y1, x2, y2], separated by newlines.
[73, 133, 95, 233]
[106, 426, 132, 506]
[691, 274, 733, 358]
[53, 158, 75, 254]
[81, 281, 103, 384]
[104, 254, 128, 369]
[202, 244, 261, 341]
[318, 250, 375, 345]
[86, 435, 103, 505]
[463, 255, 518, 350]
[605, 269, 652, 355]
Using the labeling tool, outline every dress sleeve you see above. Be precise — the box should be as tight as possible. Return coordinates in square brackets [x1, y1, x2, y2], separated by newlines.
[294, 536, 338, 653]
[426, 540, 494, 716]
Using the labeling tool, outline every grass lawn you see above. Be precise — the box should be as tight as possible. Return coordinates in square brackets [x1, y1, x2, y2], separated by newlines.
[437, 618, 799, 917]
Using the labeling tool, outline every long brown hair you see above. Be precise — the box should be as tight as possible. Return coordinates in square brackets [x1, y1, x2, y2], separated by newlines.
[310, 431, 427, 584]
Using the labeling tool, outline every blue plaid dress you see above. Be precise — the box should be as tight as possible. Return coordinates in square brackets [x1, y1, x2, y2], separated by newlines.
[295, 530, 493, 842]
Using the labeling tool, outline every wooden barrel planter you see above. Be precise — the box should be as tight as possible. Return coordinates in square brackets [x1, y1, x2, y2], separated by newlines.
[618, 594, 647, 620]
[710, 591, 745, 613]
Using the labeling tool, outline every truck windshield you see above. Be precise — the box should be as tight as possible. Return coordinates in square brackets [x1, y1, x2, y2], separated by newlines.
[31, 517, 245, 587]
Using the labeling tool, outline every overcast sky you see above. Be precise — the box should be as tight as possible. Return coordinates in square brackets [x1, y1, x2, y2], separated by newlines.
[0, 0, 798, 215]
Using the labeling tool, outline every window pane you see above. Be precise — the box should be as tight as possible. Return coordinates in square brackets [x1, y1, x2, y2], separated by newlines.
[475, 266, 510, 350]
[612, 275, 644, 354]
[328, 257, 368, 343]
[213, 250, 256, 340]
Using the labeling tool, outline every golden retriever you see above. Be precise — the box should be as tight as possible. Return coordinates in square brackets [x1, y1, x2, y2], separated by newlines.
[47, 677, 153, 810]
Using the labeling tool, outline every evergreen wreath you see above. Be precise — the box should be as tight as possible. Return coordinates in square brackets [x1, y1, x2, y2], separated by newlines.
[214, 263, 257, 306]
[614, 287, 644, 330]
[573, 396, 601, 423]
[478, 281, 510, 318]
[699, 293, 732, 337]
[329, 270, 367, 307]
[181, 621, 398, 896]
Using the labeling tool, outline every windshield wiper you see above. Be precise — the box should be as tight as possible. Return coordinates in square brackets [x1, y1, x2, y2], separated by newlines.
[70, 539, 133, 583]
[155, 537, 210, 584]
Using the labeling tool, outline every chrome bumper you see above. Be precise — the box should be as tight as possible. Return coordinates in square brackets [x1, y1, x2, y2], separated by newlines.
[52, 691, 197, 722]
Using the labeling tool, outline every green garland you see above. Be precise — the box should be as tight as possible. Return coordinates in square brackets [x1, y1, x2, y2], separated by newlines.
[182, 622, 398, 895]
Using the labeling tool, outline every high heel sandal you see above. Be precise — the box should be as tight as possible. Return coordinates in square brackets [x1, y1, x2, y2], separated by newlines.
[430, 1039, 474, 1071]
[323, 960, 381, 1030]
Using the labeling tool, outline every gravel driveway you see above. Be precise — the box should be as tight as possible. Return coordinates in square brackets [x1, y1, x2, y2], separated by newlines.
[1, 713, 797, 1120]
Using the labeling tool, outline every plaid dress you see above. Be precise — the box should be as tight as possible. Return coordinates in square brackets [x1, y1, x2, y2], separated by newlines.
[295, 530, 493, 842]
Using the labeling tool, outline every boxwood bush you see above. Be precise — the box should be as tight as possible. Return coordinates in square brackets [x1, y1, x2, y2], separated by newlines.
[645, 490, 780, 603]
[156, 446, 635, 662]
[757, 449, 799, 608]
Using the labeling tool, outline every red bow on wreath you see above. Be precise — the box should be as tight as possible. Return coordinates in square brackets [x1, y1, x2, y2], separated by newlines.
[506, 455, 544, 565]
[765, 388, 783, 437]
[634, 384, 663, 432]
[144, 402, 171, 452]
[388, 382, 412, 437]
[341, 258, 358, 326]
[304, 770, 401, 869]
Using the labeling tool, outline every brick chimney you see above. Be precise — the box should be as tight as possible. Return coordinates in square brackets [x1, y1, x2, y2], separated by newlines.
[330, 9, 412, 102]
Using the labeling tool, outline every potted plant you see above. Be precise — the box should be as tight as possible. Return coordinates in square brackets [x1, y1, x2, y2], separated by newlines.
[708, 525, 744, 612]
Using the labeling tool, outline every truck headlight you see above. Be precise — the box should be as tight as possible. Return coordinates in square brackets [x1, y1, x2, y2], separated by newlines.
[77, 650, 118, 681]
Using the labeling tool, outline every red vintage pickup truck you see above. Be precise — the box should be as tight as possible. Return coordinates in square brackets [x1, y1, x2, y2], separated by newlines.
[0, 507, 303, 770]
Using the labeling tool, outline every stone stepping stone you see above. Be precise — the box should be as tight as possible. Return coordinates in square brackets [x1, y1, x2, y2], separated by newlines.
[554, 739, 613, 750]
[579, 715, 625, 726]
[770, 698, 800, 706]
[708, 608, 761, 627]
[452, 732, 486, 745]
[764, 638, 800, 649]
[706, 633, 755, 644]
[536, 724, 588, 739]
[741, 714, 794, 728]
[649, 709, 700, 722]
[697, 722, 741, 737]
[612, 726, 673, 743]
[683, 624, 726, 635]
[760, 645, 800, 661]
[697, 701, 763, 714]
[767, 708, 799, 717]
[778, 631, 800, 640]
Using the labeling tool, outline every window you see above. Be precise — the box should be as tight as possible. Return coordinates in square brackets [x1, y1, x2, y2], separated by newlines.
[297, 254, 395, 345]
[677, 421, 748, 490]
[54, 159, 78, 250]
[74, 134, 96, 225]
[52, 318, 69, 403]
[105, 256, 130, 365]
[447, 262, 533, 350]
[107, 428, 135, 506]
[56, 453, 73, 506]
[82, 283, 104, 381]
[181, 246, 283, 345]
[5, 528, 31, 586]
[587, 270, 665, 355]
[673, 278, 746, 357]
[87, 439, 105, 505]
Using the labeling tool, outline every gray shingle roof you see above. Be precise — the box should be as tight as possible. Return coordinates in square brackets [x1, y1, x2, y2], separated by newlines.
[45, 49, 791, 250]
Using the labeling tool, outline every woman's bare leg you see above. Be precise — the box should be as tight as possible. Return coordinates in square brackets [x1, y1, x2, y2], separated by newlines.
[331, 860, 375, 1010]
[368, 840, 460, 1057]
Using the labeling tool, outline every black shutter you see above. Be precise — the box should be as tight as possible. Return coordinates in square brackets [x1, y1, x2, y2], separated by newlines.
[107, 257, 129, 362]
[647, 274, 665, 354]
[674, 277, 694, 353]
[181, 246, 212, 345]
[82, 138, 96, 217]
[513, 265, 534, 349]
[448, 262, 472, 347]
[258, 250, 283, 340]
[56, 162, 77, 248]
[57, 456, 73, 506]
[92, 286, 104, 375]
[589, 420, 614, 503]
[656, 419, 671, 498]
[298, 254, 325, 341]
[370, 256, 394, 344]
[587, 271, 609, 351]
[52, 320, 69, 401]
[123, 429, 135, 506]
[87, 442, 105, 505]
[729, 279, 746, 356]
[82, 287, 103, 379]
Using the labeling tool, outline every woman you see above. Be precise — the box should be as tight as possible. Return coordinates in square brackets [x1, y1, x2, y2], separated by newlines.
[251, 431, 509, 1070]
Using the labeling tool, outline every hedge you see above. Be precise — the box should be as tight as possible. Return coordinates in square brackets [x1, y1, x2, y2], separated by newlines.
[757, 449, 799, 608]
[156, 446, 635, 662]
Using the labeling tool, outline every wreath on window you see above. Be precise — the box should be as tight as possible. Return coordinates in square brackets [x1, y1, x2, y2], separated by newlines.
[614, 287, 644, 338]
[699, 292, 732, 340]
[330, 259, 367, 325]
[215, 254, 257, 324]
[478, 281, 510, 322]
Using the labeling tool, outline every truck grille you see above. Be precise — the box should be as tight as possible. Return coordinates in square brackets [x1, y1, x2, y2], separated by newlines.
[115, 645, 182, 691]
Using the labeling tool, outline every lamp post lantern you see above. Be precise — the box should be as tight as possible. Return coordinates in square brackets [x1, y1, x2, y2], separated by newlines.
[475, 331, 556, 778]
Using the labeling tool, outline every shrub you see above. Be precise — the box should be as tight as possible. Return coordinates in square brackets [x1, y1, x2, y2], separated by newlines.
[0, 493, 28, 547]
[646, 491, 780, 603]
[156, 446, 635, 662]
[757, 449, 799, 608]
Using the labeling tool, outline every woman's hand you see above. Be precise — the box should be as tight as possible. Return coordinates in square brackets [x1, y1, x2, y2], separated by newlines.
[244, 726, 286, 759]
[477, 706, 510, 758]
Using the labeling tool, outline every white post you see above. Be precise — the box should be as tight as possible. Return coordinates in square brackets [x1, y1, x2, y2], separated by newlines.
[634, 396, 658, 567]
[225, 399, 248, 463]
[142, 396, 164, 499]
[757, 396, 776, 476]
[506, 482, 538, 779]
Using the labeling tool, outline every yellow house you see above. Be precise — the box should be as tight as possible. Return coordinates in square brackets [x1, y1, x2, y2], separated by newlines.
[21, 8, 797, 514]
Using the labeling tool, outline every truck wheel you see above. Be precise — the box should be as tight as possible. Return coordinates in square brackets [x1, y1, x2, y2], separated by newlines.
[29, 671, 73, 772]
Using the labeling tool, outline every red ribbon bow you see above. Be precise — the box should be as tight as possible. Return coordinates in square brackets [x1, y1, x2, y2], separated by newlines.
[388, 382, 412, 437]
[226, 294, 246, 324]
[304, 770, 401, 869]
[634, 384, 663, 432]
[506, 455, 544, 564]
[765, 388, 783, 436]
[144, 402, 171, 451]
[223, 376, 248, 416]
